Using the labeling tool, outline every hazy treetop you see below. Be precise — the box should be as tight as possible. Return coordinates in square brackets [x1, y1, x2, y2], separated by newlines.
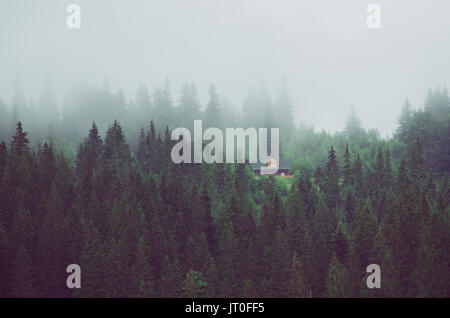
[1, 0, 449, 136]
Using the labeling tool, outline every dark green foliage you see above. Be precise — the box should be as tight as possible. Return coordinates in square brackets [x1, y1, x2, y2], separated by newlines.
[286, 252, 309, 298]
[325, 146, 340, 211]
[183, 269, 207, 297]
[11, 121, 29, 157]
[342, 144, 352, 187]
[325, 253, 351, 298]
[104, 120, 130, 164]
[12, 245, 39, 297]
[132, 236, 155, 297]
[0, 94, 448, 299]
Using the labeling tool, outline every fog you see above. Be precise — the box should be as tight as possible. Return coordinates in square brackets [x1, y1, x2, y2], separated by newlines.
[1, 0, 449, 136]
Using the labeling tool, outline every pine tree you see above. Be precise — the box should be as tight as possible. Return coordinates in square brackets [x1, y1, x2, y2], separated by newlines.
[218, 221, 238, 297]
[396, 181, 421, 296]
[310, 198, 334, 297]
[10, 77, 26, 136]
[203, 255, 220, 297]
[414, 194, 439, 297]
[325, 146, 340, 211]
[205, 85, 222, 128]
[132, 236, 155, 297]
[342, 144, 352, 187]
[352, 154, 364, 197]
[345, 106, 364, 142]
[137, 127, 148, 166]
[409, 137, 425, 193]
[38, 182, 71, 297]
[343, 188, 356, 229]
[200, 185, 216, 256]
[242, 278, 258, 298]
[333, 220, 350, 265]
[183, 269, 207, 297]
[373, 146, 386, 220]
[152, 80, 174, 129]
[12, 245, 39, 297]
[384, 149, 393, 188]
[160, 255, 181, 297]
[39, 142, 56, 195]
[179, 82, 202, 131]
[0, 141, 7, 178]
[104, 120, 130, 164]
[397, 98, 413, 142]
[0, 221, 11, 297]
[287, 252, 309, 298]
[267, 227, 290, 297]
[274, 79, 295, 144]
[352, 199, 377, 272]
[87, 122, 103, 160]
[0, 97, 9, 138]
[11, 121, 29, 157]
[285, 186, 306, 255]
[242, 87, 259, 128]
[104, 236, 128, 297]
[77, 218, 107, 297]
[325, 253, 351, 297]
[135, 84, 152, 124]
[397, 159, 409, 190]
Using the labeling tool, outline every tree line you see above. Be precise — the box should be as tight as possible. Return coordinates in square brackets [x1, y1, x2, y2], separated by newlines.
[0, 80, 449, 297]
[0, 116, 448, 297]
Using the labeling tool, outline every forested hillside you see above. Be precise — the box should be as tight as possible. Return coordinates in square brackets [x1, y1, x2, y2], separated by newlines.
[0, 81, 449, 297]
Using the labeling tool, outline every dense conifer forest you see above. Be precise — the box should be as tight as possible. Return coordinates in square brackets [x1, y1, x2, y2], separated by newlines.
[0, 81, 449, 297]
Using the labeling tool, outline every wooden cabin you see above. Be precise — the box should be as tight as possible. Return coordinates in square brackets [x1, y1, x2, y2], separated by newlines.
[251, 158, 292, 177]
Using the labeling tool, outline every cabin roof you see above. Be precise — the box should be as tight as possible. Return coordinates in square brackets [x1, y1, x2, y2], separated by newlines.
[250, 159, 292, 171]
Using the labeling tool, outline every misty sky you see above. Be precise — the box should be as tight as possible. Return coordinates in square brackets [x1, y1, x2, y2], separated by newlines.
[1, 0, 449, 136]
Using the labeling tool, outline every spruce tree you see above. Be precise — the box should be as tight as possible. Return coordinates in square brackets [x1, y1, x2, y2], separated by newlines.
[0, 141, 7, 178]
[183, 269, 207, 297]
[132, 236, 155, 297]
[11, 121, 29, 157]
[325, 253, 351, 298]
[205, 85, 222, 128]
[342, 144, 352, 187]
[87, 122, 103, 160]
[325, 146, 340, 211]
[12, 245, 39, 297]
[287, 252, 309, 298]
